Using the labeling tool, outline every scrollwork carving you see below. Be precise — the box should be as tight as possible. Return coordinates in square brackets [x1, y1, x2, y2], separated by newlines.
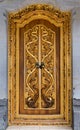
[24, 25, 56, 109]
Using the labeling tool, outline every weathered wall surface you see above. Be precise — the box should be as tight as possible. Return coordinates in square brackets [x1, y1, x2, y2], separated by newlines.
[0, 99, 7, 130]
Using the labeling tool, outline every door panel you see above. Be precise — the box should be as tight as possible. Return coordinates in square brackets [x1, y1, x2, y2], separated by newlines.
[19, 20, 60, 114]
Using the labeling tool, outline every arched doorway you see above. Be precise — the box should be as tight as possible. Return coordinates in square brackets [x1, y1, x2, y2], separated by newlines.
[8, 4, 72, 126]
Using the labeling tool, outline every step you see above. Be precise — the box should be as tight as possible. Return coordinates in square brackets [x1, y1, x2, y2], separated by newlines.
[6, 126, 73, 130]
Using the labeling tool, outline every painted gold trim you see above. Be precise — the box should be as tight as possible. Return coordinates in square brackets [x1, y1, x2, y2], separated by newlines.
[8, 4, 72, 126]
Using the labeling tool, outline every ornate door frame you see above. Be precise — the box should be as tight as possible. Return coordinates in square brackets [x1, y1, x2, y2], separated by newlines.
[8, 4, 72, 126]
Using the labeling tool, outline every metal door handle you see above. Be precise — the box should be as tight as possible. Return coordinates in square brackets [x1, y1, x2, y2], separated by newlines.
[35, 62, 45, 69]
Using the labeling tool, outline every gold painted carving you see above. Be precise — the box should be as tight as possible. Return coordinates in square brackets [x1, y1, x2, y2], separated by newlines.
[8, 4, 72, 126]
[24, 25, 56, 109]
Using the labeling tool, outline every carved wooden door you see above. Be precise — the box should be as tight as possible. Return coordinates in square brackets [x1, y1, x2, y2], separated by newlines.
[8, 4, 72, 126]
[19, 19, 60, 115]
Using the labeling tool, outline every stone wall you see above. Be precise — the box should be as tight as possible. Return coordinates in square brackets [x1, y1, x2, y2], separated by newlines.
[0, 99, 8, 130]
[73, 99, 80, 130]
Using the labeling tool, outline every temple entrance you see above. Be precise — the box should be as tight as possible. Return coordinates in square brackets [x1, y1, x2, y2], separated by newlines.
[8, 4, 72, 126]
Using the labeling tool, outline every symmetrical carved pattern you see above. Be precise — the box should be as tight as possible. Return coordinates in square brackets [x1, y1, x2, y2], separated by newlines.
[8, 4, 72, 125]
[24, 25, 56, 108]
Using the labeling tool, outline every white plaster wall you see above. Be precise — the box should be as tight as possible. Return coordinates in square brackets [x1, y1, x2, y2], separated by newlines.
[0, 8, 7, 99]
[0, 0, 80, 99]
[72, 8, 80, 99]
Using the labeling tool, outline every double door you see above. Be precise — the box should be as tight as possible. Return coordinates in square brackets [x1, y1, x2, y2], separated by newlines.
[19, 19, 60, 115]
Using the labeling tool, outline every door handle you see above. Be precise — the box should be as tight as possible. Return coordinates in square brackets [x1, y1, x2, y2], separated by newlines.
[35, 62, 45, 69]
